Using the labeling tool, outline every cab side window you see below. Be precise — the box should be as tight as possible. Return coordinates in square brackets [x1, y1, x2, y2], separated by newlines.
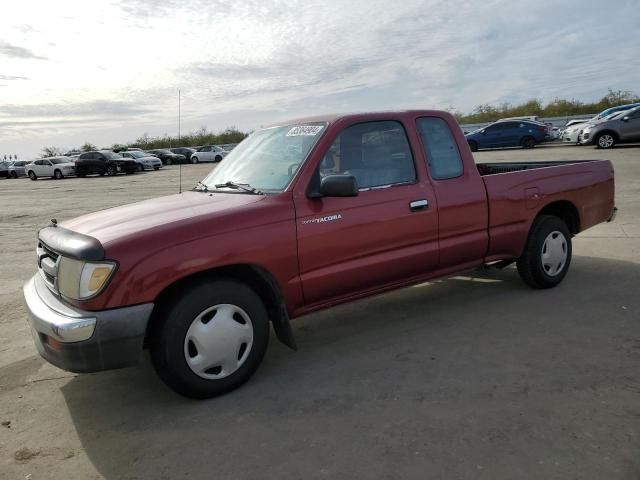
[416, 117, 463, 180]
[319, 121, 416, 190]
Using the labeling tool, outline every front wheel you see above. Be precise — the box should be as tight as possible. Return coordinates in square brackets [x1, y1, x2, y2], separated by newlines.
[596, 132, 616, 149]
[214, 155, 222, 162]
[136, 163, 143, 172]
[106, 165, 117, 176]
[517, 215, 572, 289]
[54, 169, 63, 179]
[150, 279, 270, 399]
[521, 136, 536, 149]
[28, 171, 37, 181]
[191, 156, 199, 164]
[10, 171, 18, 179]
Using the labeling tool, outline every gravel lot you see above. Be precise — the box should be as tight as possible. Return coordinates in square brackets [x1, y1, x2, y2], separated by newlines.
[1, 144, 639, 480]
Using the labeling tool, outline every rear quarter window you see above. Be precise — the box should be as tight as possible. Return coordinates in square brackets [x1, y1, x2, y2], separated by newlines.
[416, 117, 463, 180]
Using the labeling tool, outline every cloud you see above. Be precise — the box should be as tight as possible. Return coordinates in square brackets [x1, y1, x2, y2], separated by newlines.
[0, 75, 29, 81]
[0, 100, 153, 118]
[0, 41, 47, 60]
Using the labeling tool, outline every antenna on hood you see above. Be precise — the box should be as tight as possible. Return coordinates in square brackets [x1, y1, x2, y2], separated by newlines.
[178, 89, 182, 194]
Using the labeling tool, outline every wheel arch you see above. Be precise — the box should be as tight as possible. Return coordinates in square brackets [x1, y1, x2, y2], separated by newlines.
[147, 264, 297, 350]
[596, 129, 619, 141]
[536, 200, 580, 235]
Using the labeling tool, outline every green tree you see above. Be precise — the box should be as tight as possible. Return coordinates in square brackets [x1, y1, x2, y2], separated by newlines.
[40, 146, 62, 157]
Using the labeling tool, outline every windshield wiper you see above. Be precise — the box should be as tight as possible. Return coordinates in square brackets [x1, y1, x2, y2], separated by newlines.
[193, 181, 209, 192]
[214, 181, 263, 195]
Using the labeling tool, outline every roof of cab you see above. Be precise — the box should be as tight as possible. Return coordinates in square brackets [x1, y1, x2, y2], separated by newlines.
[265, 110, 451, 128]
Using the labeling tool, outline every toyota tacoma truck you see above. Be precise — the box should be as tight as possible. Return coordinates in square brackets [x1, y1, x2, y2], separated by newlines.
[23, 111, 616, 399]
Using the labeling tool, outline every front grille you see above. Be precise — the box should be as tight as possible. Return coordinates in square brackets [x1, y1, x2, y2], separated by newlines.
[37, 241, 60, 291]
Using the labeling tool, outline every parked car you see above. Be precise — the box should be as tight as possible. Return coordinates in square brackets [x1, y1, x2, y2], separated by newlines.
[170, 147, 196, 161]
[593, 103, 640, 121]
[22, 110, 616, 399]
[579, 105, 640, 148]
[75, 150, 137, 176]
[120, 151, 163, 171]
[465, 120, 547, 151]
[25, 157, 76, 180]
[145, 149, 186, 165]
[0, 161, 9, 178]
[220, 143, 239, 151]
[8, 160, 28, 178]
[190, 145, 228, 163]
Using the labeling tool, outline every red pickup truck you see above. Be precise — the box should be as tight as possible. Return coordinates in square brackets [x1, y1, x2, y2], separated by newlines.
[24, 111, 616, 398]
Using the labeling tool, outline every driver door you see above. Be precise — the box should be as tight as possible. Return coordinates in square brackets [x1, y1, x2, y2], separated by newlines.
[294, 120, 439, 305]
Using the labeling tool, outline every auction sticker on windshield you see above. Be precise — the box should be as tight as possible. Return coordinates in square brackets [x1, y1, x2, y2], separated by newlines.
[286, 125, 324, 136]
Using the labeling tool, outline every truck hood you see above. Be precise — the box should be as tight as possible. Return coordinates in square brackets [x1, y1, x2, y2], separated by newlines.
[62, 191, 264, 245]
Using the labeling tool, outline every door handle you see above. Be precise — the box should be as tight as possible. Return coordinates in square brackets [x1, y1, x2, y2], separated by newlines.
[409, 199, 429, 211]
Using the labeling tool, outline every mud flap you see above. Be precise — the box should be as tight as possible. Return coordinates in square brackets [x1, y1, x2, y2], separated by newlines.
[272, 302, 297, 351]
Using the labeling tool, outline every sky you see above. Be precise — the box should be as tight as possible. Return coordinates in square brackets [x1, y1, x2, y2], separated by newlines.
[1, 0, 639, 159]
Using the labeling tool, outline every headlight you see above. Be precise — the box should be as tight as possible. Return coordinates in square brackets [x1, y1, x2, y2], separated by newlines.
[57, 257, 117, 299]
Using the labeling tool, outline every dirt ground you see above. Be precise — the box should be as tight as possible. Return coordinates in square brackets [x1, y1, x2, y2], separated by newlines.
[1, 144, 639, 480]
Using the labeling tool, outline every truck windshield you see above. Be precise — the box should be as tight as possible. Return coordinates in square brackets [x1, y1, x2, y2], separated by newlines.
[200, 123, 326, 192]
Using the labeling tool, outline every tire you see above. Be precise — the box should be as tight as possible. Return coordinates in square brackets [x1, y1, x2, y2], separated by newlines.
[10, 171, 17, 179]
[166, 158, 173, 165]
[136, 163, 143, 172]
[517, 215, 572, 289]
[595, 132, 616, 149]
[106, 165, 117, 176]
[191, 156, 199, 164]
[54, 169, 63, 179]
[521, 136, 536, 149]
[28, 171, 37, 181]
[215, 155, 222, 162]
[150, 279, 270, 399]
[468, 140, 478, 152]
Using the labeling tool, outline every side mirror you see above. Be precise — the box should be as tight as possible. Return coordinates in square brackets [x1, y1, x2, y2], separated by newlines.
[314, 174, 358, 198]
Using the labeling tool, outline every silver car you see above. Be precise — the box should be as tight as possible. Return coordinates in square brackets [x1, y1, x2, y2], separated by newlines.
[8, 160, 28, 178]
[579, 106, 640, 148]
[120, 151, 163, 171]
[189, 145, 229, 163]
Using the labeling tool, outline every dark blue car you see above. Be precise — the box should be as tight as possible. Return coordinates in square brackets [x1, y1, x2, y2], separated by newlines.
[465, 120, 547, 151]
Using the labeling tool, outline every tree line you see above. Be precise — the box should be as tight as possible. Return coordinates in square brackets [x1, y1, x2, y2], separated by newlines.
[452, 89, 640, 124]
[40, 126, 248, 159]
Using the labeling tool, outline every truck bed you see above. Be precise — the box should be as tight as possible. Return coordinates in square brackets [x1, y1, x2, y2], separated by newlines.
[477, 158, 615, 262]
[477, 160, 600, 176]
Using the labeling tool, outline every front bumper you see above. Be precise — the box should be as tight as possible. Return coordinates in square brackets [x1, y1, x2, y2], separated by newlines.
[23, 274, 154, 373]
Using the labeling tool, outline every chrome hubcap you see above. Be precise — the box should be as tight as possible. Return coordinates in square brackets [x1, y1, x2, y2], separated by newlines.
[541, 231, 568, 277]
[599, 135, 614, 148]
[184, 304, 254, 380]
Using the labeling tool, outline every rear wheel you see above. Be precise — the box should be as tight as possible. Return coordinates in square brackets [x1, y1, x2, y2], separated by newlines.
[10, 171, 17, 179]
[521, 136, 536, 149]
[517, 215, 572, 289]
[166, 158, 173, 165]
[53, 169, 63, 179]
[28, 171, 37, 181]
[150, 279, 270, 399]
[468, 140, 478, 152]
[596, 132, 616, 149]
